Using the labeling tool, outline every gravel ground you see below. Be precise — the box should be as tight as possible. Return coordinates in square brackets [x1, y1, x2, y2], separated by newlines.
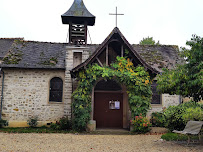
[0, 133, 202, 152]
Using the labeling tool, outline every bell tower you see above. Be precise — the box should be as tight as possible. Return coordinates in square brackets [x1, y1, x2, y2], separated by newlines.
[61, 0, 95, 45]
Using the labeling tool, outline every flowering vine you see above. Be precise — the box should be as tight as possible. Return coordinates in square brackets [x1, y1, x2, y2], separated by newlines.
[72, 56, 152, 131]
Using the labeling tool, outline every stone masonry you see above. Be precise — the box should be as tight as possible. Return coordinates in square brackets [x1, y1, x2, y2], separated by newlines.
[0, 45, 181, 127]
[147, 94, 180, 118]
[0, 69, 65, 127]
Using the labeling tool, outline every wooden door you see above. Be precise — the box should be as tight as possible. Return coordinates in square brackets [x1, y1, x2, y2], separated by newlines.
[94, 92, 123, 128]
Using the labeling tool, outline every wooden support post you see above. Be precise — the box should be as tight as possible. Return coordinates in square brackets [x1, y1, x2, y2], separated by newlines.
[106, 46, 108, 66]
[69, 22, 72, 44]
[121, 45, 124, 57]
[91, 87, 94, 120]
[84, 22, 87, 45]
[96, 57, 103, 67]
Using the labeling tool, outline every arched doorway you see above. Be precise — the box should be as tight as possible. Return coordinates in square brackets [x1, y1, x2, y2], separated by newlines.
[93, 79, 125, 128]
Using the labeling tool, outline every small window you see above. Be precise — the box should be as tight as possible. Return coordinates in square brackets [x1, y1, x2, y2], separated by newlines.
[151, 81, 161, 104]
[49, 77, 63, 102]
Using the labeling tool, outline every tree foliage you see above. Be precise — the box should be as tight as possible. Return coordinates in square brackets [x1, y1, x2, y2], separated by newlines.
[72, 57, 152, 131]
[157, 35, 203, 102]
[139, 36, 160, 45]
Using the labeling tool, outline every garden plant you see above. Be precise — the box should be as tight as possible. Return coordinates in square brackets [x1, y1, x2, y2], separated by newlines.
[131, 114, 151, 133]
[72, 56, 152, 131]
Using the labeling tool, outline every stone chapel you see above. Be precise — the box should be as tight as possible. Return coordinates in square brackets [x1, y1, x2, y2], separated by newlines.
[0, 0, 182, 128]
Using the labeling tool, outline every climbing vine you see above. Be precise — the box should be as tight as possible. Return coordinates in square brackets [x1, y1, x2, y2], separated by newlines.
[72, 57, 152, 131]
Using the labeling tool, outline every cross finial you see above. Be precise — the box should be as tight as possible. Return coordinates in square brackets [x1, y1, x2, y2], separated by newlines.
[109, 7, 124, 27]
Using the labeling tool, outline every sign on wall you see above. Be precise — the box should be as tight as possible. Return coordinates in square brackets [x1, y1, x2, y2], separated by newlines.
[109, 100, 120, 109]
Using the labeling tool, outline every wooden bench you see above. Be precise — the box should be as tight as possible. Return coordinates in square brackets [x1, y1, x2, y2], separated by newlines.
[173, 121, 203, 144]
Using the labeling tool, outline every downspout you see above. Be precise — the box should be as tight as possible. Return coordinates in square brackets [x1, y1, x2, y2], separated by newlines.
[0, 68, 5, 120]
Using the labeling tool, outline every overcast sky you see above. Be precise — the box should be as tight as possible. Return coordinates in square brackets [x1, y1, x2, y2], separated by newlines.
[1, 0, 203, 48]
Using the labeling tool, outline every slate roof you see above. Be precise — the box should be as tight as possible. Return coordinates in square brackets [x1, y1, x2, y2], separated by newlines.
[0, 38, 182, 72]
[0, 38, 66, 69]
[0, 38, 99, 70]
[133, 44, 182, 72]
[0, 38, 23, 59]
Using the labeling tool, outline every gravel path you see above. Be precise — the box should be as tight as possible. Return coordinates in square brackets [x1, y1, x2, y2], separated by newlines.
[0, 133, 202, 152]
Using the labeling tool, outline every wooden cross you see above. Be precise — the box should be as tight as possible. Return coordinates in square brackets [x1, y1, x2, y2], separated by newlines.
[109, 7, 124, 27]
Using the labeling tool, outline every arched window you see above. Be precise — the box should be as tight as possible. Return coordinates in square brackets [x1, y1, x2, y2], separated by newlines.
[49, 77, 63, 102]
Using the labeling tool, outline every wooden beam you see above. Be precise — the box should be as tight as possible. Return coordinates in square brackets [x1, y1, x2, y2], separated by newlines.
[96, 57, 103, 67]
[121, 45, 124, 57]
[109, 39, 120, 43]
[106, 46, 109, 66]
[84, 22, 87, 46]
[91, 87, 94, 120]
[69, 22, 72, 44]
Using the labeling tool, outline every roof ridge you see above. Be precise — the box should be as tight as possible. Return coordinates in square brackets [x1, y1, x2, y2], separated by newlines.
[0, 38, 24, 40]
[0, 38, 68, 45]
[132, 44, 179, 47]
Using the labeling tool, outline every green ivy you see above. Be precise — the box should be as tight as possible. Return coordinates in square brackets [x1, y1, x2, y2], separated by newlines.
[72, 57, 152, 131]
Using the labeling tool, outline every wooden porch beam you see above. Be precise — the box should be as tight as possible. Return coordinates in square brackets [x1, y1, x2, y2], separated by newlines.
[96, 57, 103, 67]
[121, 45, 124, 57]
[106, 46, 108, 66]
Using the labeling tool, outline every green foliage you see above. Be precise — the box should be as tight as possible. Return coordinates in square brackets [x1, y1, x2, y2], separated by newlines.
[163, 101, 203, 131]
[27, 116, 38, 128]
[3, 40, 24, 64]
[0, 119, 8, 128]
[131, 114, 151, 133]
[161, 133, 188, 141]
[50, 117, 72, 131]
[150, 112, 166, 127]
[58, 116, 72, 130]
[72, 57, 152, 131]
[3, 50, 23, 64]
[182, 107, 203, 122]
[50, 123, 61, 130]
[0, 127, 73, 133]
[139, 36, 160, 45]
[157, 34, 203, 102]
[40, 57, 58, 66]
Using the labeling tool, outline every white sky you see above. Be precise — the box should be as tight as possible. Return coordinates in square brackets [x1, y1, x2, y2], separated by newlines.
[0, 0, 203, 48]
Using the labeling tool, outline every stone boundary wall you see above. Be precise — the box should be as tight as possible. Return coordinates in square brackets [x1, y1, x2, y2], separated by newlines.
[147, 94, 180, 118]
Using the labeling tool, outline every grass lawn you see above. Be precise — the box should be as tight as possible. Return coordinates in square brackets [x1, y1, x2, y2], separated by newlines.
[0, 127, 73, 133]
[161, 132, 202, 141]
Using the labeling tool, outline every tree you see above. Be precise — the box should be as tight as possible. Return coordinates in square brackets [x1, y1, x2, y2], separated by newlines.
[139, 36, 160, 45]
[157, 35, 203, 102]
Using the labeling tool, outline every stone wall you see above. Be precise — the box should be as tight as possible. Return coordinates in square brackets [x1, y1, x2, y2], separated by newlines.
[0, 69, 67, 127]
[183, 97, 203, 103]
[0, 46, 183, 127]
[147, 94, 180, 118]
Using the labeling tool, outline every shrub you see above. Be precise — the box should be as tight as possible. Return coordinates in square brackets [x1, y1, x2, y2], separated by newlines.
[58, 116, 72, 130]
[27, 116, 38, 127]
[163, 101, 203, 131]
[50, 116, 71, 131]
[163, 105, 185, 131]
[150, 112, 166, 127]
[0, 119, 8, 128]
[131, 114, 151, 133]
[182, 107, 203, 121]
[50, 123, 60, 130]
